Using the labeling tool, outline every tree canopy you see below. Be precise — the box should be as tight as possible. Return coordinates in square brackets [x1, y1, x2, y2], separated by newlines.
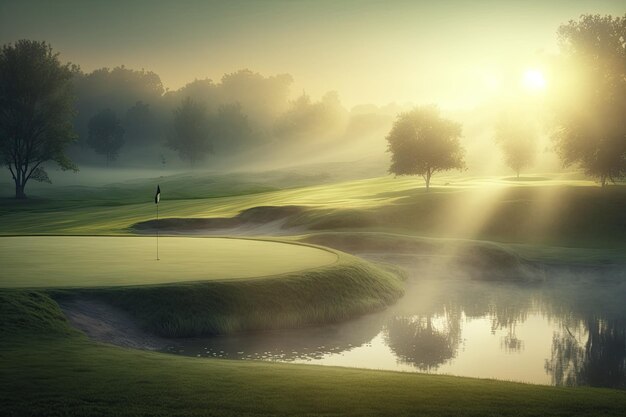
[87, 109, 125, 164]
[552, 14, 626, 186]
[166, 98, 213, 165]
[386, 106, 465, 191]
[0, 40, 77, 198]
[273, 91, 348, 141]
[494, 111, 537, 179]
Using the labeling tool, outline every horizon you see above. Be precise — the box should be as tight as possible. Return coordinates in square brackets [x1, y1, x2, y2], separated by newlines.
[1, 0, 624, 109]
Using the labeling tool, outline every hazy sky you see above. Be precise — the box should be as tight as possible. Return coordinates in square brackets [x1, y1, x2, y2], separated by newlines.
[0, 0, 623, 108]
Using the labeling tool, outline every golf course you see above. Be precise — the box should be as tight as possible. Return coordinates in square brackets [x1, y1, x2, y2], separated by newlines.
[2, 3, 626, 415]
[2, 171, 626, 416]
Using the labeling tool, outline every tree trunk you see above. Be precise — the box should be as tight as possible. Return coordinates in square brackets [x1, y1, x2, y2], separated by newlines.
[516, 170, 520, 180]
[601, 175, 607, 188]
[425, 170, 431, 192]
[15, 179, 26, 199]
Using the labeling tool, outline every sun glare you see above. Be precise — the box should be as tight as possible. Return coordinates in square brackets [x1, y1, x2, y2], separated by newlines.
[522, 69, 547, 92]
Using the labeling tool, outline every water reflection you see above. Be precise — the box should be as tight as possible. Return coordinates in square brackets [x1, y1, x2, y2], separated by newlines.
[163, 259, 626, 388]
[546, 319, 626, 388]
[384, 311, 462, 370]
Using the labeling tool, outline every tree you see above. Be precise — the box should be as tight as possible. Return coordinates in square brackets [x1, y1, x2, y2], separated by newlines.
[494, 112, 537, 179]
[273, 91, 348, 141]
[0, 40, 78, 199]
[87, 109, 125, 164]
[386, 106, 465, 191]
[212, 103, 253, 153]
[552, 14, 626, 187]
[166, 97, 212, 165]
[124, 101, 158, 146]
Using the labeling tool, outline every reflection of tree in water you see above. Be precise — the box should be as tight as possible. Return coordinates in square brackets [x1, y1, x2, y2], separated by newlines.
[383, 309, 462, 371]
[501, 323, 524, 353]
[545, 318, 626, 388]
[489, 301, 528, 353]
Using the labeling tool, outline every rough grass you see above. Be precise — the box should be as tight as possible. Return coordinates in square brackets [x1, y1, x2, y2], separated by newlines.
[53, 253, 405, 337]
[2, 291, 626, 417]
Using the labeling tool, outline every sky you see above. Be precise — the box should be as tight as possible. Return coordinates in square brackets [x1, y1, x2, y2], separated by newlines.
[0, 0, 624, 108]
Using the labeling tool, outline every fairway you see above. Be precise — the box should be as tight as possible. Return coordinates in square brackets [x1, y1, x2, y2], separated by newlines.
[0, 236, 338, 288]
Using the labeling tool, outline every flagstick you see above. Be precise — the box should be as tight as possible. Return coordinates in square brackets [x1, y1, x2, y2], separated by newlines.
[156, 202, 160, 261]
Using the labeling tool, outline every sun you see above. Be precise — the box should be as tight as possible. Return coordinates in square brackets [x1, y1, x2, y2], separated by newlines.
[522, 69, 547, 91]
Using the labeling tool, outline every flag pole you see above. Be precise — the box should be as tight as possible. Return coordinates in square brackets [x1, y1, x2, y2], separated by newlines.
[156, 201, 159, 261]
[155, 184, 161, 261]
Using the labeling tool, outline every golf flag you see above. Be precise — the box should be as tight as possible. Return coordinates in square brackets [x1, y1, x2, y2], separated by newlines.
[154, 185, 160, 204]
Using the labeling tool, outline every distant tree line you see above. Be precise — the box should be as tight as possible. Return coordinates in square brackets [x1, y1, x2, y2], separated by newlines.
[69, 67, 366, 167]
[0, 14, 624, 198]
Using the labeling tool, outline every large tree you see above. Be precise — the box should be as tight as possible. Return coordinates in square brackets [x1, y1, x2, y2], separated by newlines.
[166, 97, 212, 165]
[494, 112, 537, 179]
[386, 106, 465, 191]
[87, 108, 125, 164]
[0, 40, 77, 198]
[552, 14, 626, 187]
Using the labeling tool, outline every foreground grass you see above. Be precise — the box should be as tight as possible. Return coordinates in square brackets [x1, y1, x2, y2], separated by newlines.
[1, 291, 625, 417]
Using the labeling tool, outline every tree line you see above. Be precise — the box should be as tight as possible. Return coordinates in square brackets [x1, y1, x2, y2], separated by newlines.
[0, 14, 624, 198]
[386, 14, 625, 190]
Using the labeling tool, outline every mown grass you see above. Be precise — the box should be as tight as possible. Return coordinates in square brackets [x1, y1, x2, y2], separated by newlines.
[2, 291, 626, 417]
[0, 236, 337, 288]
[1, 173, 624, 248]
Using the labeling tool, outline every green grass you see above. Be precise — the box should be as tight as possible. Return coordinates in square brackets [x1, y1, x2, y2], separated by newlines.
[0, 173, 624, 248]
[2, 291, 626, 417]
[1, 170, 626, 415]
[0, 236, 337, 288]
[50, 252, 405, 337]
[298, 231, 626, 266]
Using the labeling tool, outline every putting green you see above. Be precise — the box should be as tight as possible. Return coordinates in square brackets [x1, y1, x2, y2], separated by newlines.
[0, 236, 338, 288]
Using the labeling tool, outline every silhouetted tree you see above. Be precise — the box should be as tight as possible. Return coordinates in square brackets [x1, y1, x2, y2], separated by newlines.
[167, 98, 212, 165]
[494, 112, 537, 179]
[552, 14, 626, 187]
[73, 66, 164, 141]
[212, 103, 253, 153]
[274, 91, 348, 141]
[124, 100, 159, 146]
[220, 69, 293, 127]
[0, 40, 78, 199]
[87, 109, 125, 164]
[386, 106, 465, 191]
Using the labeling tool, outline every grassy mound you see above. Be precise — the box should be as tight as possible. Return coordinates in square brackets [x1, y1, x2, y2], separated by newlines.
[2, 291, 626, 417]
[301, 232, 545, 282]
[132, 205, 305, 232]
[55, 253, 405, 337]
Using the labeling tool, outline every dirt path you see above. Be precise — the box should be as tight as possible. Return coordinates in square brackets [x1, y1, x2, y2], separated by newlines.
[58, 298, 174, 350]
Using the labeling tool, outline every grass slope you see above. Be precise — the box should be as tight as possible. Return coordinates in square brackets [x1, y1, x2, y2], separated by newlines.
[2, 291, 626, 417]
[1, 174, 624, 247]
[54, 252, 405, 337]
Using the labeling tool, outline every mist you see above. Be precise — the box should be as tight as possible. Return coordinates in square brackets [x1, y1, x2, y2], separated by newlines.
[1, 3, 626, 415]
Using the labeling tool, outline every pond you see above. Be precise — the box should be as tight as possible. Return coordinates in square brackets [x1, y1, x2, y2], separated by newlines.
[163, 255, 626, 389]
